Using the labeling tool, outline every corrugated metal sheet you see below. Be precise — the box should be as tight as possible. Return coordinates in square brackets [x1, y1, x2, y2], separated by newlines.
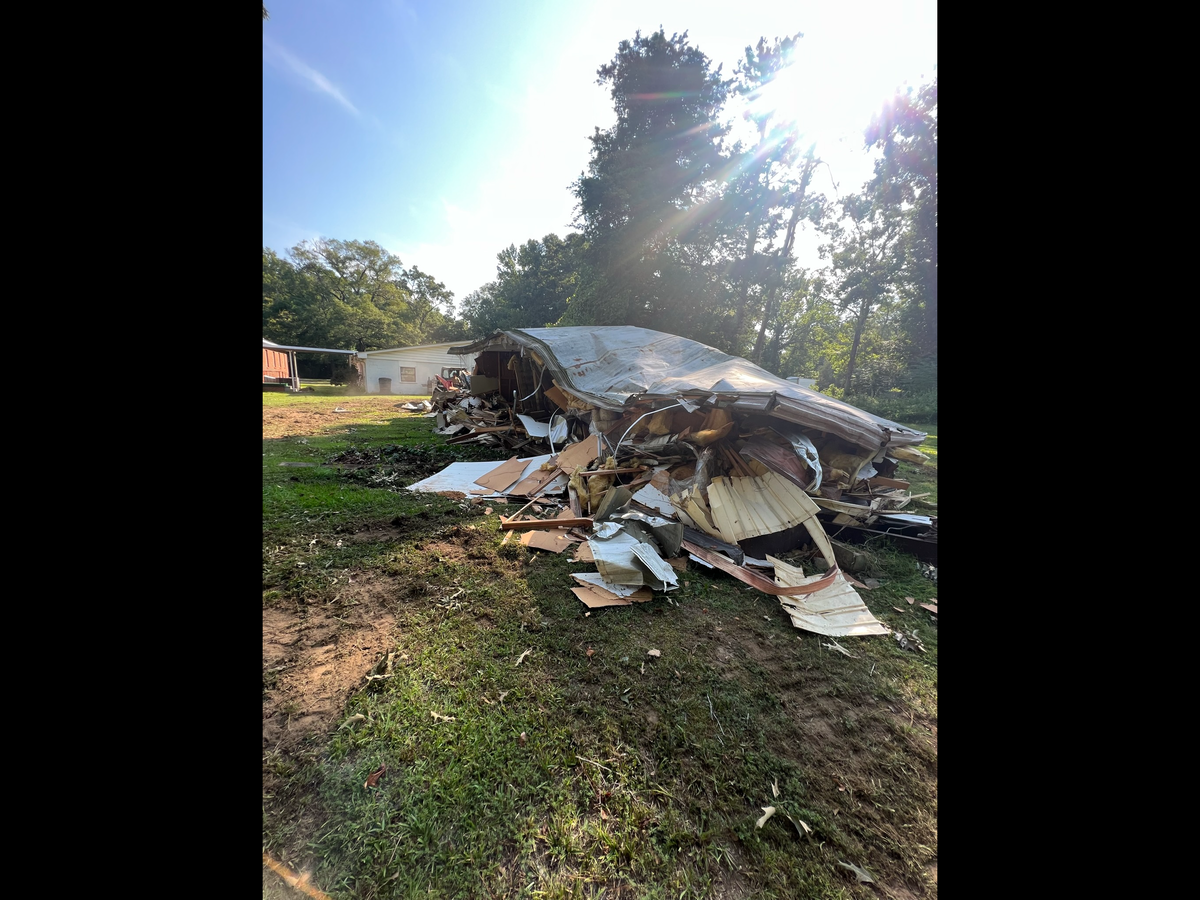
[450, 327, 924, 452]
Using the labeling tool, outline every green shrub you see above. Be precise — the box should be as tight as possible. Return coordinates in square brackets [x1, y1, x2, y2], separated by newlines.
[843, 388, 937, 424]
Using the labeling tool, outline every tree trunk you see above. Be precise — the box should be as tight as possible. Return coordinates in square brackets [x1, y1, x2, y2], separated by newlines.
[729, 227, 758, 352]
[752, 158, 817, 365]
[842, 298, 871, 394]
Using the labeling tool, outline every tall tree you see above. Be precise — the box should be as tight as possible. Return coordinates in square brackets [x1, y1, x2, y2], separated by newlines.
[461, 233, 584, 335]
[865, 78, 937, 358]
[263, 240, 460, 352]
[567, 30, 731, 339]
[403, 265, 455, 332]
[723, 33, 809, 354]
[822, 193, 905, 393]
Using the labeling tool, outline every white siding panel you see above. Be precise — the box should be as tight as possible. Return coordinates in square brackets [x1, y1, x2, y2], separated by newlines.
[363, 345, 472, 394]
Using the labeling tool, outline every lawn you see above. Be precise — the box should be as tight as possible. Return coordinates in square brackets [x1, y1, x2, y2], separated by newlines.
[263, 393, 938, 899]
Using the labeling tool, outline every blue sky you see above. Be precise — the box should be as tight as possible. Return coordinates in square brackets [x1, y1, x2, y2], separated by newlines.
[263, 1, 936, 307]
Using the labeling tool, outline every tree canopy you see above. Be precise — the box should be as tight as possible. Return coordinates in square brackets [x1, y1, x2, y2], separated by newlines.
[263, 30, 935, 406]
[262, 239, 461, 352]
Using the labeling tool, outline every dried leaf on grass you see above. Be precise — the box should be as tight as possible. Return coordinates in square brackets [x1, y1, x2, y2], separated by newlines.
[837, 861, 875, 884]
[771, 779, 780, 798]
[363, 764, 386, 789]
[515, 648, 532, 666]
[755, 806, 776, 828]
[786, 814, 812, 839]
[921, 602, 938, 613]
[431, 711, 456, 723]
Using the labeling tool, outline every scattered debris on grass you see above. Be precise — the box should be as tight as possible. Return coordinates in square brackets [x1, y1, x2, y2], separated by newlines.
[894, 630, 927, 653]
[822, 639, 858, 658]
[363, 764, 386, 789]
[403, 327, 938, 639]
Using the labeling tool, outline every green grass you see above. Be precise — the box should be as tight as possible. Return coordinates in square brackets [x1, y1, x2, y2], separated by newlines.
[264, 396, 938, 899]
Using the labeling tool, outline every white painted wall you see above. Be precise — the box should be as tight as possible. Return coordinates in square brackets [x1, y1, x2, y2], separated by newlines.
[360, 344, 472, 394]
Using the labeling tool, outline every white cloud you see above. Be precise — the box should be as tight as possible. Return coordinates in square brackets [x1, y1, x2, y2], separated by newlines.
[263, 35, 360, 117]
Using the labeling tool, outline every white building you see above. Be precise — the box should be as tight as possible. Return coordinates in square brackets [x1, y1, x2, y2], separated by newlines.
[356, 342, 472, 394]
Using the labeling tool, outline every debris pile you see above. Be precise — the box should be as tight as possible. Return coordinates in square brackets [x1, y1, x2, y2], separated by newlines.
[408, 326, 937, 635]
[426, 371, 570, 456]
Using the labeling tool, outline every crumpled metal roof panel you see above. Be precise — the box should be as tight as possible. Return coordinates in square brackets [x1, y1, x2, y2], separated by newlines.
[450, 326, 926, 451]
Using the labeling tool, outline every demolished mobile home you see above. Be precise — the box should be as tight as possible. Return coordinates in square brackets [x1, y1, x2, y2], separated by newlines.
[409, 326, 935, 633]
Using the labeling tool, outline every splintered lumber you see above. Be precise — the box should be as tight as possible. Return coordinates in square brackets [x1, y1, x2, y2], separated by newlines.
[501, 517, 593, 532]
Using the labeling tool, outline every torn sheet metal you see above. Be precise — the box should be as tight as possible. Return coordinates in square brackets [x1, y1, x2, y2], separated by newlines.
[449, 327, 925, 452]
[517, 414, 569, 444]
[768, 556, 889, 637]
[682, 541, 838, 596]
[589, 531, 678, 591]
[632, 542, 680, 587]
[678, 473, 834, 564]
[876, 513, 935, 527]
[407, 455, 555, 496]
[630, 480, 677, 517]
[745, 420, 823, 491]
[737, 437, 816, 494]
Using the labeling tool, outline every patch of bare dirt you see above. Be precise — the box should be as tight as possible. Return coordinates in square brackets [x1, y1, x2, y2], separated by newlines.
[263, 575, 399, 754]
[262, 396, 408, 440]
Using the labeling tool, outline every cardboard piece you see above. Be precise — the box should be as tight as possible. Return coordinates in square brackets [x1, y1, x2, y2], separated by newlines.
[520, 529, 577, 553]
[473, 456, 527, 492]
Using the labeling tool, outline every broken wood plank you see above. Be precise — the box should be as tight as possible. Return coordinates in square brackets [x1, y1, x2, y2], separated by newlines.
[868, 476, 911, 490]
[501, 517, 594, 532]
[578, 467, 647, 477]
